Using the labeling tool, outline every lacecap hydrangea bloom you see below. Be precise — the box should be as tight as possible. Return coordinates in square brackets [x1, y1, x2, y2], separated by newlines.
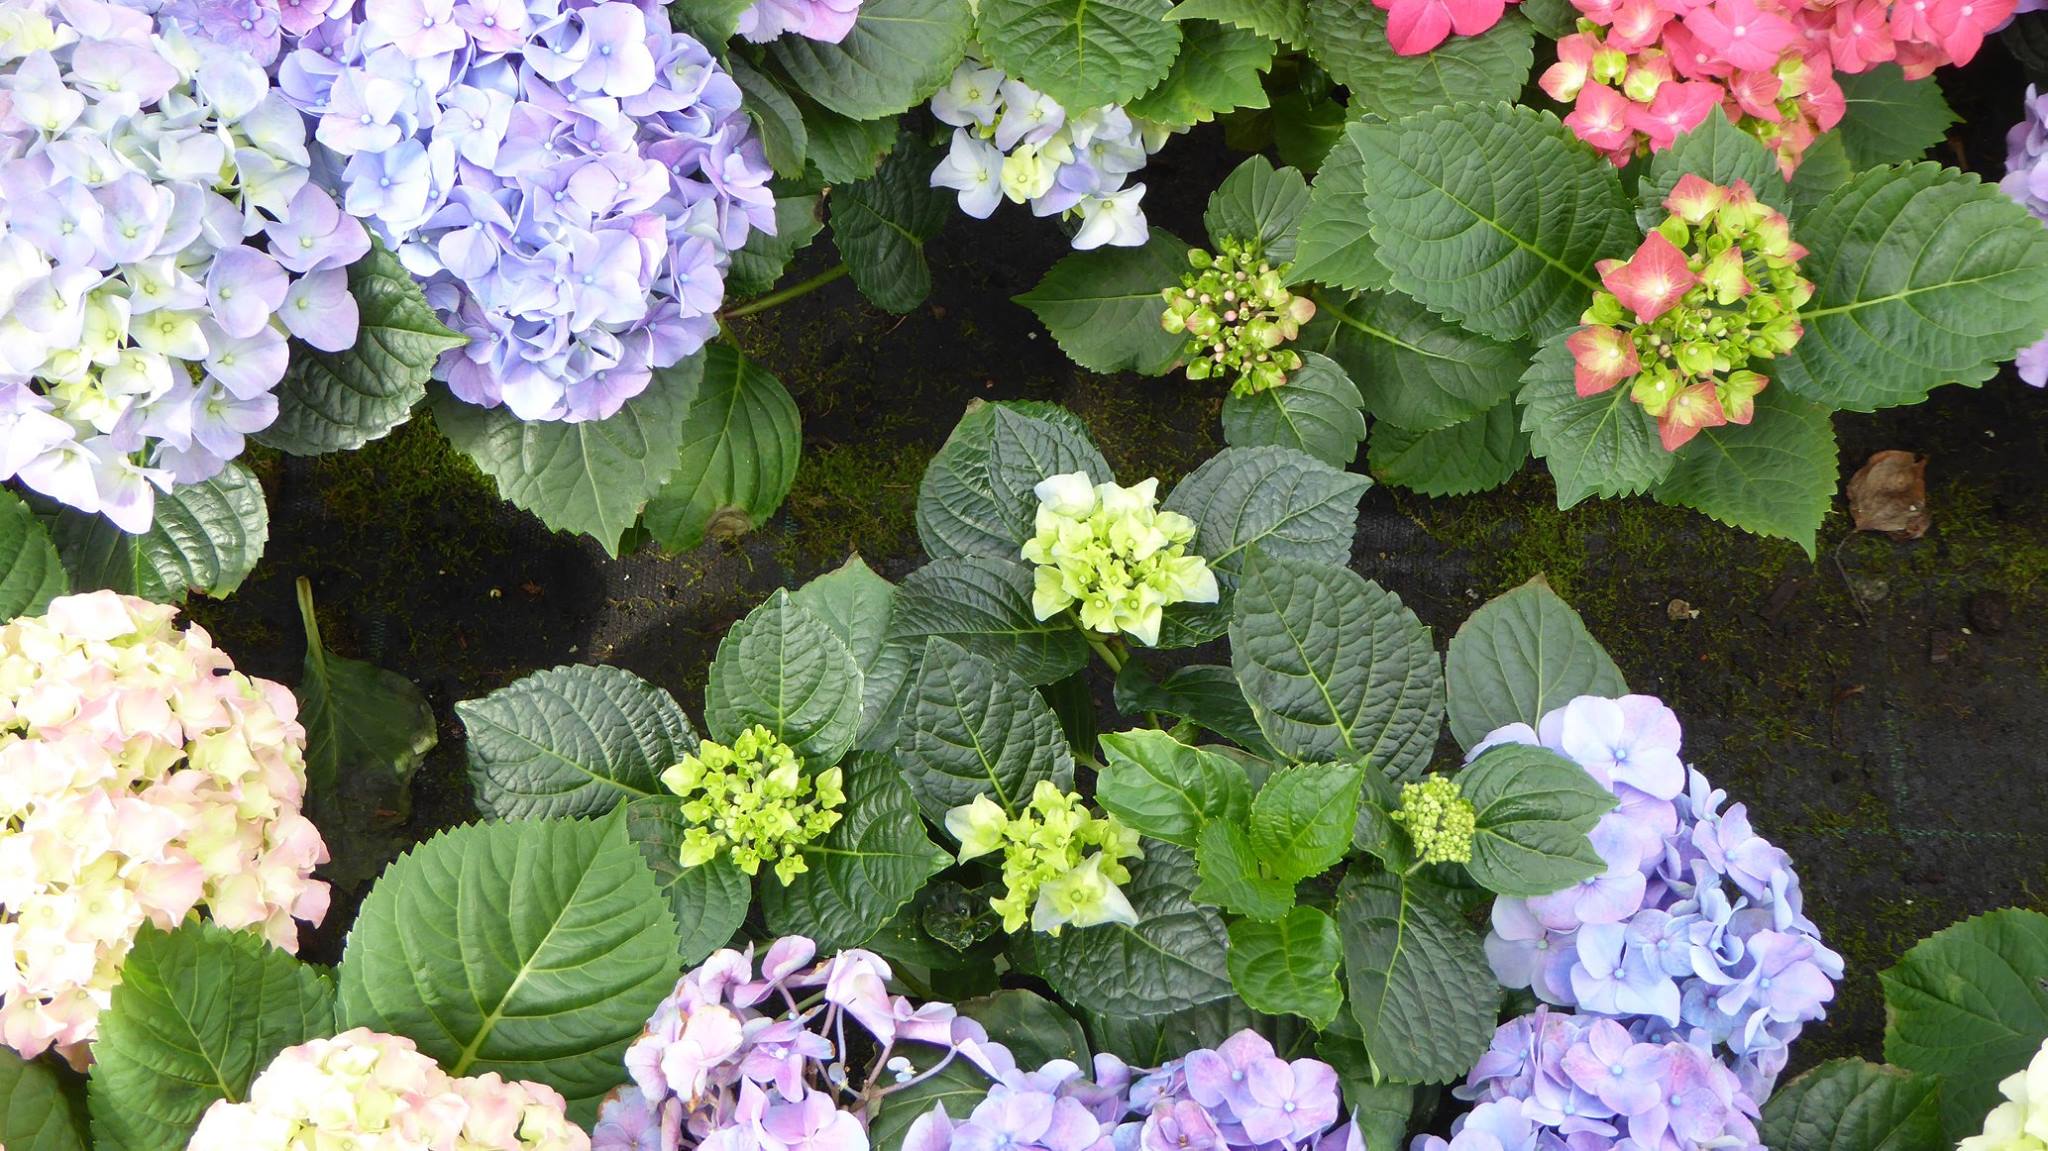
[659, 725, 844, 885]
[0, 0, 368, 531]
[1161, 238, 1318, 397]
[189, 1027, 588, 1149]
[270, 0, 775, 422]
[0, 591, 329, 1061]
[1022, 472, 1219, 648]
[1473, 694, 1840, 1098]
[1568, 175, 1811, 451]
[1445, 1007, 1763, 1151]
[946, 782, 1143, 935]
[2001, 85, 2048, 388]
[592, 936, 1016, 1151]
[929, 54, 1169, 251]
[736, 0, 861, 42]
[1961, 1035, 2048, 1151]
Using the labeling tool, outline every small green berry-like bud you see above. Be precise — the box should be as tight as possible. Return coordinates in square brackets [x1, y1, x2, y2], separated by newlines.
[1389, 775, 1477, 866]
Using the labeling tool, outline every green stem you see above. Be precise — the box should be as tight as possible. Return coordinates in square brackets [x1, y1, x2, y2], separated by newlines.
[721, 263, 849, 320]
[1084, 631, 1126, 674]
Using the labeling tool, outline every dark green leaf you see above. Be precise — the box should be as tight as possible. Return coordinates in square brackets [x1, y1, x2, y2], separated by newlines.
[1836, 66, 1958, 169]
[1651, 386, 1838, 555]
[1220, 351, 1367, 468]
[1289, 127, 1388, 292]
[458, 664, 695, 819]
[1518, 331, 1674, 507]
[642, 344, 802, 552]
[1204, 155, 1311, 262]
[916, 402, 1112, 560]
[0, 1051, 87, 1151]
[763, 753, 953, 947]
[729, 186, 827, 297]
[772, 0, 973, 119]
[0, 489, 65, 623]
[1759, 1059, 1944, 1151]
[1637, 114, 1790, 232]
[50, 462, 268, 603]
[1167, 0, 1304, 43]
[733, 58, 809, 178]
[1310, 290, 1530, 433]
[1097, 728, 1254, 847]
[1113, 662, 1279, 757]
[902, 637, 1076, 820]
[1038, 845, 1236, 1015]
[960, 991, 1090, 1067]
[1306, 0, 1533, 120]
[625, 797, 751, 965]
[835, 134, 951, 313]
[793, 556, 911, 743]
[1882, 908, 2048, 1139]
[804, 101, 901, 184]
[1368, 400, 1529, 497]
[1124, 20, 1276, 129]
[977, 0, 1182, 109]
[705, 588, 865, 766]
[1455, 743, 1615, 897]
[1444, 575, 1626, 749]
[1017, 229, 1193, 376]
[890, 556, 1092, 685]
[1228, 907, 1344, 1026]
[1336, 869, 1497, 1084]
[1162, 445, 1370, 576]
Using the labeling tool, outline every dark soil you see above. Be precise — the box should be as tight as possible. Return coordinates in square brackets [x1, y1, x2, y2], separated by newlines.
[187, 38, 2048, 1079]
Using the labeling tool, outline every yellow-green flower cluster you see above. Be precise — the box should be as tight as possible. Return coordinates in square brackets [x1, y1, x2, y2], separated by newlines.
[945, 782, 1144, 936]
[1961, 1035, 2048, 1151]
[1390, 776, 1477, 866]
[660, 727, 844, 886]
[1021, 471, 1219, 648]
[1159, 237, 1317, 397]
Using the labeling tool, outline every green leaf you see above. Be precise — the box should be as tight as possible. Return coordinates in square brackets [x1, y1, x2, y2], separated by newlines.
[1113, 662, 1279, 757]
[1204, 155, 1311, 262]
[50, 462, 268, 603]
[1760, 1059, 1945, 1151]
[260, 245, 464, 455]
[1353, 105, 1635, 342]
[1097, 728, 1254, 847]
[1017, 229, 1193, 376]
[1251, 761, 1365, 881]
[916, 402, 1113, 560]
[1124, 20, 1276, 129]
[624, 797, 751, 965]
[1882, 907, 2048, 1139]
[671, 0, 754, 42]
[1271, 87, 1348, 175]
[960, 991, 1090, 1067]
[1289, 127, 1388, 292]
[0, 1051, 87, 1151]
[643, 344, 801, 552]
[1637, 114, 1790, 232]
[1167, 0, 1304, 43]
[705, 589, 866, 766]
[835, 134, 952, 313]
[1305, 0, 1533, 121]
[1368, 400, 1529, 497]
[772, 0, 973, 119]
[1444, 575, 1626, 749]
[1455, 743, 1615, 896]
[1310, 290, 1530, 433]
[903, 637, 1077, 820]
[889, 557, 1092, 685]
[1228, 908, 1344, 1026]
[1780, 163, 2048, 412]
[804, 101, 901, 184]
[458, 664, 694, 819]
[733, 58, 809, 178]
[1790, 131, 1854, 214]
[337, 815, 683, 1124]
[1038, 845, 1236, 1016]
[1518, 331, 1674, 507]
[434, 361, 693, 556]
[730, 185, 828, 297]
[1836, 65, 1957, 169]
[1162, 445, 1370, 576]
[87, 923, 334, 1151]
[1336, 869, 1497, 1084]
[295, 578, 436, 886]
[977, 0, 1182, 109]
[793, 556, 911, 742]
[1194, 819, 1297, 918]
[1651, 387, 1838, 554]
[1220, 351, 1367, 468]
[0, 489, 64, 623]
[1230, 554, 1444, 776]
[763, 753, 953, 948]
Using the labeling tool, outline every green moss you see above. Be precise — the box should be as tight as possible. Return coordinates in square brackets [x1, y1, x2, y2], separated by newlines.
[311, 412, 503, 563]
[776, 438, 929, 576]
[1066, 372, 1222, 488]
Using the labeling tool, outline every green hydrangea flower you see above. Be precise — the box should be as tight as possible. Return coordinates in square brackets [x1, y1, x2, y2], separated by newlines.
[1389, 775, 1477, 866]
[1021, 471, 1219, 647]
[659, 726, 844, 886]
[944, 782, 1144, 936]
[1160, 237, 1317, 397]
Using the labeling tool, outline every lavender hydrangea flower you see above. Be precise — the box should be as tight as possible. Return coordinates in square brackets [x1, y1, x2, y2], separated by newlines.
[1, 0, 367, 531]
[1473, 695, 1841, 1097]
[2003, 84, 2048, 386]
[736, 0, 861, 43]
[274, 0, 776, 422]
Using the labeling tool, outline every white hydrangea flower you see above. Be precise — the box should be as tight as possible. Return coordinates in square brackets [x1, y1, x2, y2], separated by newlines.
[1021, 470, 1219, 647]
[1962, 1036, 2048, 1151]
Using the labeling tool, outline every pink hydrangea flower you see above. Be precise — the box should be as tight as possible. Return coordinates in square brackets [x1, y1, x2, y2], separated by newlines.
[1373, 0, 1518, 54]
[1598, 232, 1700, 323]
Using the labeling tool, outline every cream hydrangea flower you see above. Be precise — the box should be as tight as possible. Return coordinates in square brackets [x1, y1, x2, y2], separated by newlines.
[188, 1028, 590, 1150]
[659, 726, 844, 886]
[0, 590, 329, 1062]
[1021, 471, 1218, 647]
[1961, 1035, 2048, 1151]
[944, 782, 1142, 935]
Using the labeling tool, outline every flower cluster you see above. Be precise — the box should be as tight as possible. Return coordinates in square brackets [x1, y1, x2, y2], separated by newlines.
[908, 1029, 1353, 1151]
[1374, 0, 1521, 55]
[1161, 239, 1318, 397]
[929, 55, 1168, 250]
[0, 0, 367, 531]
[0, 591, 329, 1061]
[1568, 176, 1811, 451]
[1391, 776, 1478, 866]
[660, 726, 844, 886]
[1445, 1008, 1763, 1151]
[1474, 694, 1840, 1098]
[272, 0, 775, 422]
[2002, 85, 2048, 388]
[1022, 472, 1219, 647]
[946, 782, 1144, 936]
[1961, 1035, 2048, 1151]
[189, 1027, 588, 1149]
[592, 936, 1013, 1151]
[736, 0, 861, 42]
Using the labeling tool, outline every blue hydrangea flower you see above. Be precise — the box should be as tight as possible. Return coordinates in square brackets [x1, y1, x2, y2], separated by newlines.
[2003, 84, 2048, 387]
[736, 0, 862, 43]
[271, 0, 776, 422]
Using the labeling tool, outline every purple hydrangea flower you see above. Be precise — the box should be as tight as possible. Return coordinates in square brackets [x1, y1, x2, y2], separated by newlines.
[736, 0, 863, 43]
[1473, 695, 1841, 1096]
[2001, 84, 2048, 386]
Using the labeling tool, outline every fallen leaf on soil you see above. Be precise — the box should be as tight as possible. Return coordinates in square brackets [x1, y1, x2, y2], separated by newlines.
[1847, 451, 1931, 539]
